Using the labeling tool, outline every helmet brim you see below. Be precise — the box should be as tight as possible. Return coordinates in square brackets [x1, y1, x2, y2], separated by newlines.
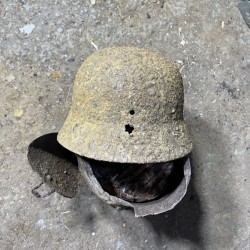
[58, 116, 193, 163]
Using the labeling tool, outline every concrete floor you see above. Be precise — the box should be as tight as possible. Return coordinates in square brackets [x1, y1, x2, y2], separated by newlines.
[0, 0, 250, 249]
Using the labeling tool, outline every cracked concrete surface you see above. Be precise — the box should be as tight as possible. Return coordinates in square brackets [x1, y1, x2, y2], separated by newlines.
[0, 1, 249, 249]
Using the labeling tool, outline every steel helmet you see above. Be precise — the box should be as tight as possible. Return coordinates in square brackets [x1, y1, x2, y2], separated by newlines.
[58, 47, 192, 163]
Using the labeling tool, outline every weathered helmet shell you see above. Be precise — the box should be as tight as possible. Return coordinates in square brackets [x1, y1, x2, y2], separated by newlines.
[58, 47, 192, 163]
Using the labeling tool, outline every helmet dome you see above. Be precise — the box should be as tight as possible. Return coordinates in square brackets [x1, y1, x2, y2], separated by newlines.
[58, 47, 192, 163]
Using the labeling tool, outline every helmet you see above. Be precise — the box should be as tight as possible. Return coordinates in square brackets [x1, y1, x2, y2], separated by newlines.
[58, 47, 192, 163]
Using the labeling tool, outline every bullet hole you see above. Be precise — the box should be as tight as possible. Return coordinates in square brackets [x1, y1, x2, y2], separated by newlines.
[129, 109, 135, 115]
[125, 124, 134, 134]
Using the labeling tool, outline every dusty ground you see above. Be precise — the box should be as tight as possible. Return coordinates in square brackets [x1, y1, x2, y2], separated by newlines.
[0, 0, 250, 249]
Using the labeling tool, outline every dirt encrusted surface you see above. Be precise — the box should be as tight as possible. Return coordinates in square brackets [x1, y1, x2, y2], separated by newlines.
[58, 47, 193, 163]
[0, 1, 250, 249]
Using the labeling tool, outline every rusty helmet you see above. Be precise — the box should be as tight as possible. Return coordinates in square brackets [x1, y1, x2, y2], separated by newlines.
[58, 47, 192, 163]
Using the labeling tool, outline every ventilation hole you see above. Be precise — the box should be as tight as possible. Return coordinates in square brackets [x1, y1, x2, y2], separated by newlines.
[129, 109, 135, 115]
[125, 124, 134, 134]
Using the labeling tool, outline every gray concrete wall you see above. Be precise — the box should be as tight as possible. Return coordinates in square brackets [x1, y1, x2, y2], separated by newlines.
[0, 1, 249, 249]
